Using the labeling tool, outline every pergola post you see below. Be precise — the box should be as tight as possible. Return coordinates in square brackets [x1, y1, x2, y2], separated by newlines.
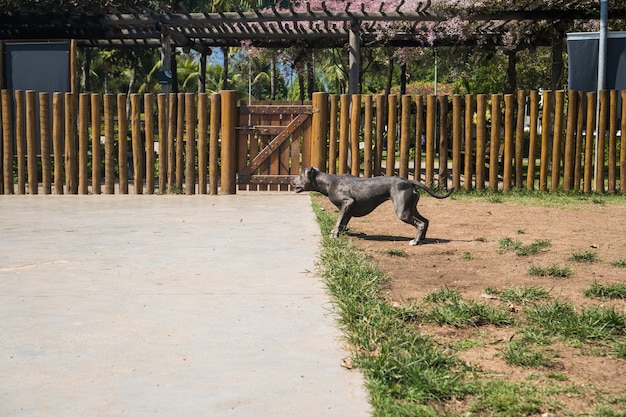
[161, 31, 172, 96]
[348, 19, 360, 95]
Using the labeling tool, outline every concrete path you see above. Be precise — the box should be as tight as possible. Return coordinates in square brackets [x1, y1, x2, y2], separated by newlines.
[0, 194, 370, 417]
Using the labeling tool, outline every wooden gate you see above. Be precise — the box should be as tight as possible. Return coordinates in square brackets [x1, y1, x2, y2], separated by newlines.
[237, 101, 313, 191]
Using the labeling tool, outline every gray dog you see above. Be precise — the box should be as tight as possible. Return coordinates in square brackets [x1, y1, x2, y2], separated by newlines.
[292, 167, 453, 245]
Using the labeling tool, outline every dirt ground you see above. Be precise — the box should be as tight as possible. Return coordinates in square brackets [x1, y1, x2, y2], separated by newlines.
[316, 194, 626, 414]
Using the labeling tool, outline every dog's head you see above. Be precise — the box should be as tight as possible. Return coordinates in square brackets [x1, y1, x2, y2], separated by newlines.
[291, 167, 320, 193]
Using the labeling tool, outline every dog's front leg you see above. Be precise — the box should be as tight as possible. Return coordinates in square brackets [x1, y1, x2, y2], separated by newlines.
[332, 199, 354, 238]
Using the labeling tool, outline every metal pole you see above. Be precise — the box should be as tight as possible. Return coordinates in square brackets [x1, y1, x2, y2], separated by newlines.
[594, 0, 608, 191]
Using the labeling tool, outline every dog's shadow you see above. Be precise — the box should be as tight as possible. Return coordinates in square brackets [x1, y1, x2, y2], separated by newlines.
[347, 232, 452, 245]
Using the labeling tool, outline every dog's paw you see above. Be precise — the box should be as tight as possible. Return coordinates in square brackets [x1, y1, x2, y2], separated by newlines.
[409, 239, 420, 246]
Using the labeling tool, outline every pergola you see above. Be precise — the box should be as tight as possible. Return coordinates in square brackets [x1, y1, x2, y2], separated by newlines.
[1, 2, 625, 94]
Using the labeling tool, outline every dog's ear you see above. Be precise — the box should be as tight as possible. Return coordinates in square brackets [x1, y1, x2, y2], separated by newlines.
[306, 167, 319, 180]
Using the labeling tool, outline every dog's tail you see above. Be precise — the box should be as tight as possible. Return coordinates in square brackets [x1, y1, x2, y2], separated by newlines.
[410, 181, 454, 199]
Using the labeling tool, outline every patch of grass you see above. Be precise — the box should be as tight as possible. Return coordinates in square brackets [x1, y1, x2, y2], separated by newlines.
[469, 381, 543, 416]
[526, 300, 626, 344]
[454, 338, 485, 351]
[570, 250, 599, 263]
[498, 237, 552, 256]
[423, 288, 514, 327]
[516, 239, 552, 256]
[460, 251, 475, 260]
[611, 259, 626, 268]
[380, 248, 407, 257]
[498, 236, 522, 252]
[584, 281, 626, 300]
[487, 286, 551, 304]
[528, 264, 573, 278]
[502, 340, 555, 368]
[474, 236, 487, 242]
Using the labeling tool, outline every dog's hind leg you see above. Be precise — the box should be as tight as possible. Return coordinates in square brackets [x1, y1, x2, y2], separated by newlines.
[394, 191, 429, 245]
[407, 211, 429, 245]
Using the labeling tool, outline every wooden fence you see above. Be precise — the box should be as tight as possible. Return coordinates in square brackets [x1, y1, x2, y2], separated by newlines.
[1, 89, 625, 195]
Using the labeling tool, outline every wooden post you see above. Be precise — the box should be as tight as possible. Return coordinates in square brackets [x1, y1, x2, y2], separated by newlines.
[65, 92, 78, 194]
[574, 92, 585, 190]
[167, 93, 177, 192]
[539, 90, 552, 192]
[374, 94, 385, 177]
[503, 94, 514, 192]
[607, 90, 618, 193]
[145, 93, 155, 194]
[563, 90, 578, 191]
[53, 92, 64, 194]
[176, 93, 185, 190]
[1, 90, 14, 194]
[438, 95, 449, 188]
[198, 93, 208, 194]
[515, 90, 525, 189]
[551, 90, 564, 191]
[78, 93, 89, 194]
[209, 93, 220, 195]
[328, 95, 338, 174]
[464, 94, 474, 191]
[425, 95, 436, 186]
[350, 94, 361, 176]
[451, 94, 462, 191]
[475, 94, 487, 191]
[621, 90, 626, 195]
[311, 92, 329, 171]
[15, 90, 26, 194]
[26, 90, 38, 194]
[363, 94, 373, 178]
[584, 92, 596, 193]
[415, 95, 424, 182]
[489, 94, 501, 192]
[399, 95, 412, 179]
[117, 94, 128, 194]
[40, 92, 52, 194]
[103, 94, 115, 194]
[526, 90, 539, 190]
[386, 94, 398, 177]
[157, 93, 168, 193]
[185, 93, 196, 195]
[131, 94, 143, 194]
[220, 90, 237, 194]
[338, 94, 350, 174]
[91, 94, 102, 194]
[595, 90, 608, 193]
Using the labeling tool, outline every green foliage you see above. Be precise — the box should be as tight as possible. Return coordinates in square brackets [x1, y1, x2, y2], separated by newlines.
[569, 250, 599, 263]
[528, 264, 572, 278]
[584, 282, 626, 300]
[498, 237, 551, 256]
[486, 286, 551, 304]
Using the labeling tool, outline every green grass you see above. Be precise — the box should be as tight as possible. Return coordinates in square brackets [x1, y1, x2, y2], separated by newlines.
[528, 264, 573, 278]
[502, 340, 555, 368]
[611, 259, 626, 268]
[485, 286, 551, 304]
[422, 288, 514, 327]
[584, 282, 626, 300]
[379, 248, 407, 257]
[498, 237, 552, 256]
[452, 189, 626, 208]
[459, 251, 475, 260]
[569, 250, 599, 263]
